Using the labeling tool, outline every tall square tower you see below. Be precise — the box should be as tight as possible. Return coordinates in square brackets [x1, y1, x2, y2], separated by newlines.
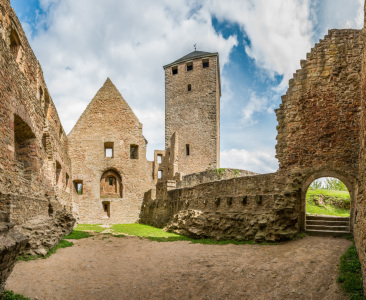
[164, 51, 220, 175]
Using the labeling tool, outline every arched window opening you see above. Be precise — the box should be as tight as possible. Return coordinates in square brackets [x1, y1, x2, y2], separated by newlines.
[14, 114, 37, 179]
[9, 28, 21, 59]
[100, 170, 122, 198]
[305, 176, 351, 235]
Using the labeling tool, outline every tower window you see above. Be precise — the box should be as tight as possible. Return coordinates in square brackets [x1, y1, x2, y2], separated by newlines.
[202, 59, 209, 68]
[188, 84, 191, 92]
[104, 142, 114, 158]
[158, 170, 163, 179]
[172, 66, 178, 75]
[187, 62, 193, 71]
[186, 144, 190, 156]
[157, 154, 162, 163]
[130, 144, 139, 159]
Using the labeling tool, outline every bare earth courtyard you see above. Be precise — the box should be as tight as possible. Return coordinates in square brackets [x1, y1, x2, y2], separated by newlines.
[6, 235, 351, 300]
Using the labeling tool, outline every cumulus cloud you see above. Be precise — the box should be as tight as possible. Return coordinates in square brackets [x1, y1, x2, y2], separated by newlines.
[220, 148, 278, 174]
[27, 0, 238, 158]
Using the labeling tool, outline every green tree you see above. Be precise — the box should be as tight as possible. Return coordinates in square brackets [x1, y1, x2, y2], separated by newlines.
[324, 177, 347, 191]
[310, 180, 322, 189]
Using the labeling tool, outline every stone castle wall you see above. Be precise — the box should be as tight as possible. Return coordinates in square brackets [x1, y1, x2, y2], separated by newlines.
[164, 54, 220, 174]
[140, 30, 365, 247]
[0, 0, 75, 293]
[140, 172, 301, 241]
[68, 79, 155, 224]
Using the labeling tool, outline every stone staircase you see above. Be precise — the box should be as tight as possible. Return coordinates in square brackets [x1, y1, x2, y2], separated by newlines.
[305, 215, 350, 237]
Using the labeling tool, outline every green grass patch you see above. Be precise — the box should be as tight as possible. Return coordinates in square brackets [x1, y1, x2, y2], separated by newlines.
[74, 224, 105, 233]
[109, 224, 276, 245]
[63, 230, 92, 239]
[337, 243, 365, 299]
[0, 290, 30, 300]
[306, 188, 350, 217]
[18, 240, 74, 261]
[110, 224, 180, 237]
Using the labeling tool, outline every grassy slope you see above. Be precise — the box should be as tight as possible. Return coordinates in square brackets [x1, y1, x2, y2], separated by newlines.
[306, 188, 350, 217]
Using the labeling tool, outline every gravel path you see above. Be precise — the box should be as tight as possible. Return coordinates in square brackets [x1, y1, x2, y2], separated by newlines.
[6, 235, 351, 300]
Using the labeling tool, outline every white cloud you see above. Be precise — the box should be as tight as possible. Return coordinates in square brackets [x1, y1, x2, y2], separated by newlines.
[220, 148, 278, 174]
[240, 91, 274, 126]
[206, 0, 313, 92]
[28, 0, 238, 159]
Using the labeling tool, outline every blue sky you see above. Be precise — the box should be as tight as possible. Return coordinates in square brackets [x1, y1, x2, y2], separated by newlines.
[10, 0, 364, 173]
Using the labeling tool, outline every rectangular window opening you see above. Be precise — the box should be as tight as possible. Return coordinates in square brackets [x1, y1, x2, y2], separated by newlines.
[202, 59, 209, 68]
[130, 144, 139, 159]
[157, 155, 162, 164]
[104, 142, 114, 158]
[188, 84, 191, 92]
[66, 173, 69, 187]
[109, 177, 113, 185]
[172, 66, 178, 75]
[74, 181, 83, 195]
[187, 62, 193, 71]
[158, 170, 163, 179]
[186, 144, 190, 156]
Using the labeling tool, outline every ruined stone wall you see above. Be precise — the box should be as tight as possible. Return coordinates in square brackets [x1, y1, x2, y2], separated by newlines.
[354, 10, 366, 290]
[164, 54, 220, 175]
[140, 172, 300, 242]
[0, 0, 74, 293]
[276, 29, 362, 179]
[176, 168, 258, 189]
[68, 79, 155, 224]
[0, 0, 72, 224]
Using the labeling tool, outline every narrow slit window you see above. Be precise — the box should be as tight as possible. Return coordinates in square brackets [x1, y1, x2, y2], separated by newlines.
[104, 142, 114, 158]
[66, 173, 69, 187]
[109, 177, 113, 185]
[188, 84, 191, 92]
[56, 161, 62, 183]
[187, 62, 193, 71]
[172, 66, 178, 75]
[202, 59, 209, 68]
[186, 144, 190, 156]
[130, 144, 139, 159]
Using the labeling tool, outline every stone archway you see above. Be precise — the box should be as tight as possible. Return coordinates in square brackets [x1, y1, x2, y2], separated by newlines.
[100, 169, 123, 198]
[300, 170, 357, 232]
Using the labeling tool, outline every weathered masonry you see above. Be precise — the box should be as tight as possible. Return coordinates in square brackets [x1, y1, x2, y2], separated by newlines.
[0, 0, 74, 292]
[3, 0, 366, 295]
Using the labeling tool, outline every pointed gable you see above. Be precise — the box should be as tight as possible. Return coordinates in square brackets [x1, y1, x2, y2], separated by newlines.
[69, 78, 141, 138]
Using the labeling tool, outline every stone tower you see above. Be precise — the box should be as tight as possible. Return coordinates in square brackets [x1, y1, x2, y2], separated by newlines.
[164, 51, 220, 175]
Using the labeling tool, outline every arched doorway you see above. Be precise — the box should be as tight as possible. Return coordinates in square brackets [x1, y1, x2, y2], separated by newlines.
[300, 171, 356, 234]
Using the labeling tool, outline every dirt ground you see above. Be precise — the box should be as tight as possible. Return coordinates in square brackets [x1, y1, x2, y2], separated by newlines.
[6, 235, 351, 300]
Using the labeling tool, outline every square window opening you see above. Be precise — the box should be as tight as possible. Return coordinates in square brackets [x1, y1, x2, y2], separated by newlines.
[202, 59, 209, 68]
[130, 144, 139, 159]
[172, 66, 178, 75]
[187, 62, 193, 71]
[104, 142, 114, 158]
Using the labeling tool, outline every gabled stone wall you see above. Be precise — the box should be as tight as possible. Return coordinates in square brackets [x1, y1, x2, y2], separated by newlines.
[68, 79, 155, 224]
